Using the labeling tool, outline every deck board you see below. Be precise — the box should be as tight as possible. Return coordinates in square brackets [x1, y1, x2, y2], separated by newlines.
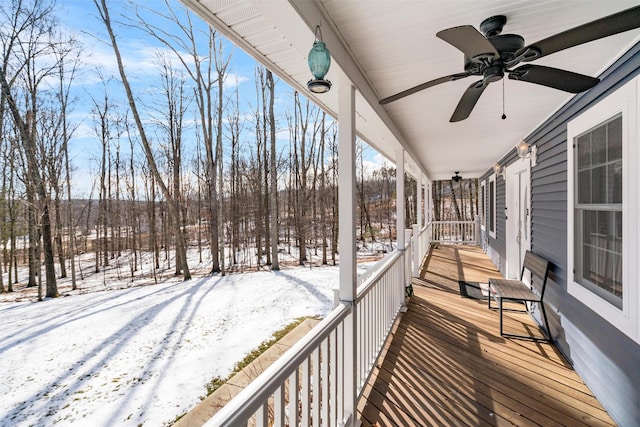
[358, 245, 616, 427]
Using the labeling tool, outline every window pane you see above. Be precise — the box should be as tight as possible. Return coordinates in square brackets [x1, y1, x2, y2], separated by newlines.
[609, 161, 622, 204]
[591, 165, 606, 204]
[583, 210, 596, 245]
[578, 170, 590, 204]
[613, 211, 623, 299]
[608, 116, 622, 161]
[577, 209, 623, 308]
[489, 181, 495, 233]
[577, 134, 591, 169]
[481, 191, 485, 225]
[591, 125, 607, 165]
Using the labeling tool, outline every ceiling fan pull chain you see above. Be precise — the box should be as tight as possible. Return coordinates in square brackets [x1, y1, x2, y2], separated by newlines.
[501, 78, 507, 120]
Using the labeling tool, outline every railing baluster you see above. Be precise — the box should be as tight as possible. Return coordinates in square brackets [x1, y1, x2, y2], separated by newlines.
[288, 370, 298, 426]
[301, 357, 311, 427]
[321, 337, 329, 426]
[330, 328, 337, 427]
[312, 346, 321, 426]
[336, 322, 344, 424]
[274, 384, 285, 427]
[255, 403, 268, 427]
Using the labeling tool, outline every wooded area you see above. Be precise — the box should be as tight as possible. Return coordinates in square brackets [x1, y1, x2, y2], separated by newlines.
[0, 0, 422, 300]
[431, 178, 479, 222]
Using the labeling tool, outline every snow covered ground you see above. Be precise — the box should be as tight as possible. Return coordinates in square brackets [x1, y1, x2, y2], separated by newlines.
[0, 249, 381, 426]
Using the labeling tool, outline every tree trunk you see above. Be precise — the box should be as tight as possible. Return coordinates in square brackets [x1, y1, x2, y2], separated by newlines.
[268, 68, 279, 270]
[320, 111, 328, 265]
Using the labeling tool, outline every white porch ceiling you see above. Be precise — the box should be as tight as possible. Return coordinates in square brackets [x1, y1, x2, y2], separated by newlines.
[181, 0, 640, 180]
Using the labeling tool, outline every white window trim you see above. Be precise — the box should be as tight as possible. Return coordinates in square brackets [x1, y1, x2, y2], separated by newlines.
[480, 180, 487, 231]
[567, 76, 639, 344]
[488, 174, 497, 239]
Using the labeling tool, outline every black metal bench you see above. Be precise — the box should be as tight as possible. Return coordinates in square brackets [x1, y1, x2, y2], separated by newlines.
[488, 250, 551, 341]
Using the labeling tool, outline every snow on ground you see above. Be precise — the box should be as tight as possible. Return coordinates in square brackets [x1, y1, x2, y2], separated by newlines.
[0, 248, 381, 426]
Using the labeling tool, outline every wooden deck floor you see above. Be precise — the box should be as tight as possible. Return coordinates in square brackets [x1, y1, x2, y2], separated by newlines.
[357, 245, 615, 427]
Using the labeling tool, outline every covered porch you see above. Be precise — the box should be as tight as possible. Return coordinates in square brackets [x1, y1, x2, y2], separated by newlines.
[176, 1, 640, 425]
[358, 245, 614, 426]
[202, 242, 615, 426]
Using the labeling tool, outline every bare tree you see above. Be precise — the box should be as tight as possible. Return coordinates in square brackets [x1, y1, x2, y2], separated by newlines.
[133, 1, 232, 274]
[93, 0, 191, 279]
[0, 0, 59, 298]
[52, 35, 81, 289]
[266, 69, 279, 271]
[291, 91, 320, 265]
[153, 55, 190, 276]
[319, 110, 328, 265]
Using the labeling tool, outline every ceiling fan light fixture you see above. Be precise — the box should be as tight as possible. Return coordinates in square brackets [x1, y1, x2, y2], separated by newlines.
[307, 25, 332, 94]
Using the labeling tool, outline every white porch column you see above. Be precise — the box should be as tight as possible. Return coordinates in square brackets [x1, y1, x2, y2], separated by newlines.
[413, 223, 420, 277]
[396, 150, 407, 310]
[417, 173, 423, 231]
[424, 180, 430, 225]
[415, 173, 423, 274]
[396, 149, 405, 251]
[338, 83, 357, 427]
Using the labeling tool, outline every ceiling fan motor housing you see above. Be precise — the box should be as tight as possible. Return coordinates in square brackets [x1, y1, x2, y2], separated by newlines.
[489, 34, 525, 61]
[464, 33, 525, 74]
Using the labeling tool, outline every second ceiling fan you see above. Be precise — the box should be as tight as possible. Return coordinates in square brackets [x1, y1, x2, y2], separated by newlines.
[379, 6, 640, 122]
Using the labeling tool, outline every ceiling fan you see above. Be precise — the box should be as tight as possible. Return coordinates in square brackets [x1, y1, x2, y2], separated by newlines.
[379, 6, 640, 122]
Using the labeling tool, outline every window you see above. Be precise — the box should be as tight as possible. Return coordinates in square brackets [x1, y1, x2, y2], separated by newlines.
[574, 115, 622, 308]
[488, 175, 496, 239]
[567, 76, 639, 343]
[480, 180, 486, 229]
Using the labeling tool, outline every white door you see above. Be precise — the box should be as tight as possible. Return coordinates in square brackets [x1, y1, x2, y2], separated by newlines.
[505, 158, 531, 279]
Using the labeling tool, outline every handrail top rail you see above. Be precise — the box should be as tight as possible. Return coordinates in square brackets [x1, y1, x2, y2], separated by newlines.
[357, 248, 402, 293]
[431, 220, 476, 224]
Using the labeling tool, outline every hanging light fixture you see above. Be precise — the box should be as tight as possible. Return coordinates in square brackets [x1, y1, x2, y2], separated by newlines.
[307, 25, 332, 93]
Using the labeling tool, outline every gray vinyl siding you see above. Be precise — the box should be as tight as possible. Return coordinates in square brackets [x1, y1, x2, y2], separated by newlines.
[485, 41, 640, 426]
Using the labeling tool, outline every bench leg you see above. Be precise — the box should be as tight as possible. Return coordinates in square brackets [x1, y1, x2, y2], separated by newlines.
[499, 297, 504, 337]
[488, 283, 497, 310]
[499, 298, 551, 342]
[540, 301, 551, 341]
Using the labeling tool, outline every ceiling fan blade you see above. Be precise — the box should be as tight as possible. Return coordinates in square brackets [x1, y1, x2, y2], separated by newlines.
[450, 80, 486, 122]
[508, 64, 599, 93]
[379, 73, 470, 105]
[516, 6, 640, 62]
[436, 26, 499, 61]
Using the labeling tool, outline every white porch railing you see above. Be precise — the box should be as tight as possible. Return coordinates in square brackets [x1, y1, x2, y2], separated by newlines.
[205, 227, 427, 427]
[431, 218, 480, 245]
[413, 223, 431, 277]
[355, 250, 406, 395]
